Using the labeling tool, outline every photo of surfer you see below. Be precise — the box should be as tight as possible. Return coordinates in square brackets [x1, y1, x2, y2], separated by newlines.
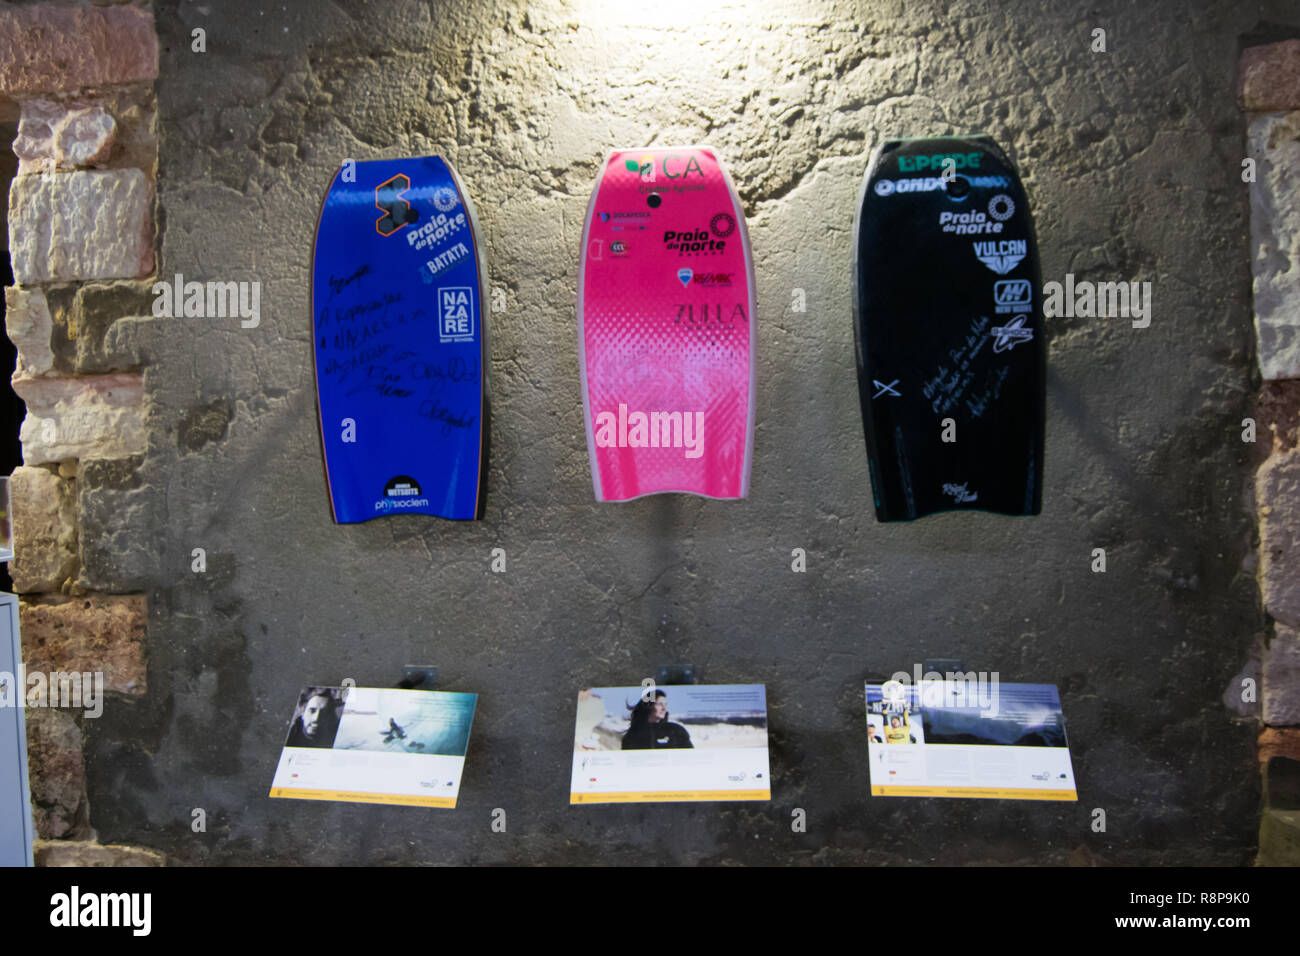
[330, 687, 477, 757]
[284, 686, 345, 749]
[884, 712, 916, 745]
[574, 684, 768, 752]
[622, 689, 693, 750]
[867, 714, 885, 744]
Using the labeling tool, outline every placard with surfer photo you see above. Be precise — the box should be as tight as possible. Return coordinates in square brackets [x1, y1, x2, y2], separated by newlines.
[570, 684, 770, 804]
[865, 678, 1076, 801]
[270, 685, 478, 808]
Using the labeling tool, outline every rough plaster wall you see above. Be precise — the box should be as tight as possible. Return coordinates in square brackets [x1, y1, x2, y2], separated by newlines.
[82, 0, 1280, 863]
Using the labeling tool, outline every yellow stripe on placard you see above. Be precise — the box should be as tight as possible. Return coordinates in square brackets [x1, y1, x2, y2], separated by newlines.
[269, 787, 456, 808]
[871, 785, 1077, 801]
[570, 789, 770, 804]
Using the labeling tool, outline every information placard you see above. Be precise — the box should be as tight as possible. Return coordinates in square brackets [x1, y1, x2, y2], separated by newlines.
[866, 679, 1077, 800]
[570, 684, 770, 804]
[270, 686, 477, 808]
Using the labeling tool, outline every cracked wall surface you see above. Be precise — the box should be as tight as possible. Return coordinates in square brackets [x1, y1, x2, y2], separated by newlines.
[80, 0, 1289, 863]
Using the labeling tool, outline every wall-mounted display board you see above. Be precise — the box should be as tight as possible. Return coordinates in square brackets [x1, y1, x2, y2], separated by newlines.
[312, 156, 490, 522]
[865, 680, 1077, 800]
[853, 135, 1045, 520]
[270, 685, 478, 808]
[0, 592, 34, 865]
[578, 147, 756, 501]
[570, 684, 770, 803]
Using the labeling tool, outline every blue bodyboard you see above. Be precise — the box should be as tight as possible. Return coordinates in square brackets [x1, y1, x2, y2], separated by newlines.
[312, 156, 489, 522]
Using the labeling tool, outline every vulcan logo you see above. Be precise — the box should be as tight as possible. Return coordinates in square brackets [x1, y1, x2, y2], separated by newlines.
[973, 239, 1027, 274]
[376, 475, 429, 512]
[594, 404, 704, 459]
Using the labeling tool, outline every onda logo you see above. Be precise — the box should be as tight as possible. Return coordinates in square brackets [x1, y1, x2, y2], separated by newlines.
[376, 476, 429, 512]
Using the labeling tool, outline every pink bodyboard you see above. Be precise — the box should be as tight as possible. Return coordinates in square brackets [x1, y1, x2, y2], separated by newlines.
[578, 147, 756, 501]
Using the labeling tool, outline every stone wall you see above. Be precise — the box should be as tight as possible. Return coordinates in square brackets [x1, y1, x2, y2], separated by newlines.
[1240, 39, 1300, 866]
[1, 0, 159, 866]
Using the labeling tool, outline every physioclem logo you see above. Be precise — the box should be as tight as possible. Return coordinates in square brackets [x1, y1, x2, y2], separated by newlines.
[376, 475, 429, 512]
[594, 403, 704, 459]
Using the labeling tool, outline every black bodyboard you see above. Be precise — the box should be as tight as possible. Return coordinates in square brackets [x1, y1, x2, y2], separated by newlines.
[852, 135, 1045, 521]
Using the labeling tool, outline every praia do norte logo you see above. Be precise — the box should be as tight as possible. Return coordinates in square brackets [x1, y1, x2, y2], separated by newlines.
[938, 195, 1016, 235]
[874, 174, 1011, 196]
[438, 286, 475, 342]
[407, 208, 468, 253]
[1043, 273, 1152, 329]
[594, 403, 704, 459]
[375, 173, 419, 236]
[973, 238, 1027, 274]
[376, 475, 430, 512]
[663, 211, 734, 256]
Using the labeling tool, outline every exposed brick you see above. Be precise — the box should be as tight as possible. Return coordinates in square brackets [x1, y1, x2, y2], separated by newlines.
[46, 279, 151, 375]
[8, 169, 153, 283]
[1240, 40, 1300, 112]
[1264, 623, 1300, 726]
[24, 708, 88, 840]
[1259, 727, 1300, 770]
[0, 5, 158, 96]
[4, 286, 54, 378]
[13, 373, 145, 466]
[1248, 111, 1300, 381]
[8, 465, 77, 594]
[20, 593, 147, 697]
[78, 455, 149, 592]
[1258, 447, 1300, 628]
[1256, 379, 1300, 454]
[14, 99, 116, 174]
[1259, 808, 1300, 866]
[34, 840, 165, 867]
